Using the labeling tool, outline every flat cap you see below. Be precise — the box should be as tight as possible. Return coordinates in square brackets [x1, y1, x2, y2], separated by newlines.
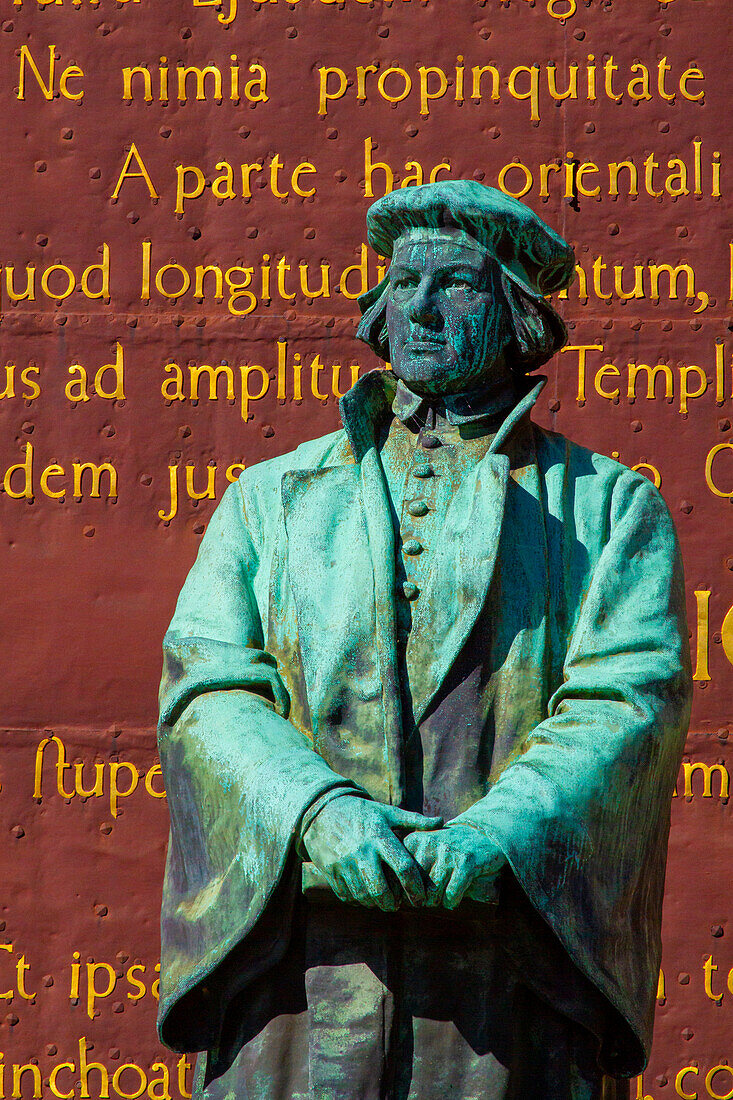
[366, 180, 575, 296]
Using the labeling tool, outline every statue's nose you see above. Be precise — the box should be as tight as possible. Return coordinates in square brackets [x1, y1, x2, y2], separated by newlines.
[408, 281, 441, 326]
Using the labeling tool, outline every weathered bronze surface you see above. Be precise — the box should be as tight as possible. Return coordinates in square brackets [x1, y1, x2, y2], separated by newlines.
[158, 182, 692, 1099]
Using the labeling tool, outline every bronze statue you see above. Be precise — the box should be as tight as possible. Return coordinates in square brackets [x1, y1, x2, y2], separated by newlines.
[156, 182, 692, 1099]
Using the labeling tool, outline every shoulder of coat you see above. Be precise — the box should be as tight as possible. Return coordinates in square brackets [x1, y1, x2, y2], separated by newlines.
[532, 424, 666, 519]
[532, 424, 645, 482]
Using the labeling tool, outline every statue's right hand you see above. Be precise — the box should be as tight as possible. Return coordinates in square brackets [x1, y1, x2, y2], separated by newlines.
[301, 796, 442, 911]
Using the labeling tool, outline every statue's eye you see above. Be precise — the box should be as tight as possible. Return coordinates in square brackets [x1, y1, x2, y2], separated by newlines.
[392, 275, 419, 290]
[445, 275, 475, 290]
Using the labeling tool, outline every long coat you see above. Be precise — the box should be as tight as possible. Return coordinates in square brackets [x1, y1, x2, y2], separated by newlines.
[156, 368, 691, 1083]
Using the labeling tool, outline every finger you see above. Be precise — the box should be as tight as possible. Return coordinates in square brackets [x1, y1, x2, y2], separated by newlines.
[385, 808, 443, 833]
[424, 849, 453, 907]
[329, 864, 360, 906]
[378, 841, 427, 907]
[402, 833, 439, 880]
[443, 863, 474, 910]
[351, 854, 398, 911]
[402, 831, 433, 860]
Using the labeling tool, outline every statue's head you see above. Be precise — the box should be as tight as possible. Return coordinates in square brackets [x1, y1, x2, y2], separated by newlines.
[356, 181, 576, 397]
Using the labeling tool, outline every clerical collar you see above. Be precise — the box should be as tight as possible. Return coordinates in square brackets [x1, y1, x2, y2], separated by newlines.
[391, 374, 521, 430]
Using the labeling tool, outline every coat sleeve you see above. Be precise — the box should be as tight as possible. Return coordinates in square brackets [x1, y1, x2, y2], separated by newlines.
[454, 470, 692, 1076]
[156, 479, 359, 1055]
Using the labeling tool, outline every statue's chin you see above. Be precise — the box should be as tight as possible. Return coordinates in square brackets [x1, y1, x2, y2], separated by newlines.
[390, 357, 504, 399]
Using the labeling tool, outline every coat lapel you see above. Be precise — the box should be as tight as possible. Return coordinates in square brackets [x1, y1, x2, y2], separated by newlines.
[283, 371, 406, 804]
[407, 381, 548, 726]
[406, 453, 510, 726]
[340, 371, 405, 802]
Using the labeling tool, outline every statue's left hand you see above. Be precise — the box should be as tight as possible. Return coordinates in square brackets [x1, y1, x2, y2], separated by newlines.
[403, 825, 506, 909]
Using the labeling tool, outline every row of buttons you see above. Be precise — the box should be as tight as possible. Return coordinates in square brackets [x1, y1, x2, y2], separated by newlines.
[400, 459, 435, 600]
[397, 440, 441, 607]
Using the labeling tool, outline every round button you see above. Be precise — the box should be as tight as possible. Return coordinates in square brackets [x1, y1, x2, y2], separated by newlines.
[403, 539, 422, 556]
[412, 464, 434, 478]
[408, 500, 429, 517]
[402, 581, 420, 600]
[421, 435, 441, 449]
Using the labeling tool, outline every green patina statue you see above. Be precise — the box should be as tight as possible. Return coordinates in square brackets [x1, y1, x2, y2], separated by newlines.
[156, 182, 692, 1100]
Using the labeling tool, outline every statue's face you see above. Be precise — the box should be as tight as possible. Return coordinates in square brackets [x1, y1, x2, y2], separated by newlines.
[385, 228, 511, 397]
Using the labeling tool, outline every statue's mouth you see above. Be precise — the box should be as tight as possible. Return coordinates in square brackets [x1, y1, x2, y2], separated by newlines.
[405, 338, 447, 351]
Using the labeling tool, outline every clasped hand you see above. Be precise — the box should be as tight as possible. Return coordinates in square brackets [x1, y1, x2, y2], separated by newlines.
[301, 795, 505, 911]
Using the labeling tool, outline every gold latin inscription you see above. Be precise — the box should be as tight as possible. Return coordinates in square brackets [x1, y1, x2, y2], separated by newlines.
[33, 735, 166, 818]
[316, 56, 705, 120]
[564, 341, 732, 415]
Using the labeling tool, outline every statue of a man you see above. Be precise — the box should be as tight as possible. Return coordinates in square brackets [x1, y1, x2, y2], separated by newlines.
[156, 182, 691, 1100]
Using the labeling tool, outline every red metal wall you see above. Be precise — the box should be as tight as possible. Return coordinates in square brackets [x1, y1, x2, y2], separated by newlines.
[0, 0, 731, 1095]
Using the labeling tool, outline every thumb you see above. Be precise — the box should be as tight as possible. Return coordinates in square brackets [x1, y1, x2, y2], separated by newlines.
[384, 807, 443, 831]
